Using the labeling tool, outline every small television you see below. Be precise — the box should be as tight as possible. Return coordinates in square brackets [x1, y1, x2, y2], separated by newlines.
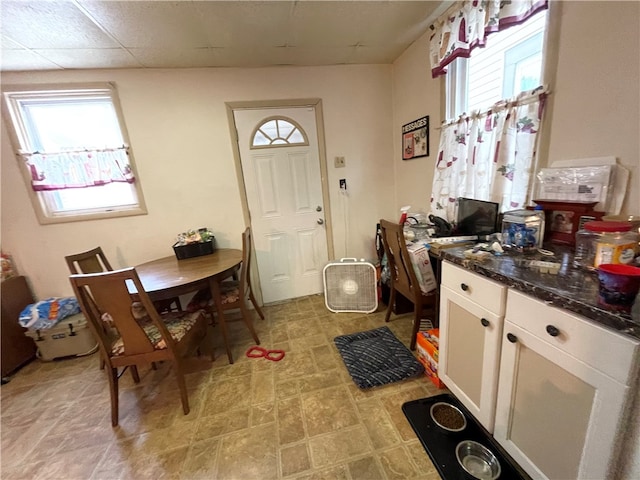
[455, 197, 499, 236]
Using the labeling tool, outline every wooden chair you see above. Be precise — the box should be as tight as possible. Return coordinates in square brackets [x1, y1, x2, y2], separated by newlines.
[69, 267, 213, 427]
[187, 227, 263, 363]
[65, 247, 182, 313]
[379, 219, 438, 350]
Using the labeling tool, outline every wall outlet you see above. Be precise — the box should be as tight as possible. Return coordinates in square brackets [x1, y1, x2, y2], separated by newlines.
[339, 179, 347, 190]
[334, 156, 346, 168]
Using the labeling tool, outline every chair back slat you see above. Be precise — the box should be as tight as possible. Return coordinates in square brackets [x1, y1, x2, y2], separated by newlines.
[65, 246, 113, 274]
[70, 268, 175, 358]
[380, 219, 422, 297]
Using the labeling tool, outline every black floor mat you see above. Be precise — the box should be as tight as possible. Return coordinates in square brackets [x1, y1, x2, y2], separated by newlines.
[402, 393, 531, 480]
[334, 326, 424, 389]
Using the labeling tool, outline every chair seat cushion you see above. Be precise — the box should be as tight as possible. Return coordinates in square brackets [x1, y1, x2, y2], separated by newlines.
[186, 282, 241, 312]
[110, 309, 202, 356]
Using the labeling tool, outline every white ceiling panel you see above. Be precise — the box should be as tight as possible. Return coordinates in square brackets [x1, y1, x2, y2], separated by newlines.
[33, 48, 142, 69]
[78, 1, 210, 49]
[0, 0, 448, 72]
[193, 1, 292, 48]
[0, 48, 63, 71]
[128, 47, 221, 69]
[0, 0, 119, 49]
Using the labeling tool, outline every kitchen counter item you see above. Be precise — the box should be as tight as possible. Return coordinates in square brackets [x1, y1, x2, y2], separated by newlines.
[501, 209, 545, 251]
[597, 264, 640, 313]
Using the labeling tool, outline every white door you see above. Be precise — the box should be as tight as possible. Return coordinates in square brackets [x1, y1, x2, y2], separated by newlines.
[234, 106, 329, 304]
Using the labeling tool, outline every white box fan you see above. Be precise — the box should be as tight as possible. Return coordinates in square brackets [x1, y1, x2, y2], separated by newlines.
[323, 258, 378, 313]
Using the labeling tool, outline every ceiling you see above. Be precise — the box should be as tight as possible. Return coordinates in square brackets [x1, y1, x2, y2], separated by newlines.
[0, 1, 449, 73]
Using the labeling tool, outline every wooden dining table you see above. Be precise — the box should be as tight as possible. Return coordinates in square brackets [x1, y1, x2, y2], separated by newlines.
[135, 248, 243, 363]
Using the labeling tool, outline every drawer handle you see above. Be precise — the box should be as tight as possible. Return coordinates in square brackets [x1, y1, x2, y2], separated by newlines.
[546, 325, 560, 337]
[507, 333, 517, 343]
[460, 283, 469, 291]
[480, 318, 490, 327]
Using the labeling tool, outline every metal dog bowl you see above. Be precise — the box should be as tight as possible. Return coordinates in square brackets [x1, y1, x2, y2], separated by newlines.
[429, 402, 467, 432]
[456, 440, 501, 480]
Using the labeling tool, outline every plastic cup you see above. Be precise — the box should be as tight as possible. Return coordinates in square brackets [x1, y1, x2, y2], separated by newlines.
[597, 264, 640, 313]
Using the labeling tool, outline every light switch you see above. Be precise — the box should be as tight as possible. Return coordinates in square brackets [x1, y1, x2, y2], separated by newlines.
[334, 156, 346, 168]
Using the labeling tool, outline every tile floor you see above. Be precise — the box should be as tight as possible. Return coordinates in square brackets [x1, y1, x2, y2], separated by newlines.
[1, 294, 442, 480]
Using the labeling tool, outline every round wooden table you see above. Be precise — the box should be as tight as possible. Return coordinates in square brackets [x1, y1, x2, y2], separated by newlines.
[135, 249, 243, 363]
[135, 249, 242, 301]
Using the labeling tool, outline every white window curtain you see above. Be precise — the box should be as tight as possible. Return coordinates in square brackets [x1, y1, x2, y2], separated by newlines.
[430, 87, 548, 221]
[429, 0, 548, 78]
[22, 148, 134, 191]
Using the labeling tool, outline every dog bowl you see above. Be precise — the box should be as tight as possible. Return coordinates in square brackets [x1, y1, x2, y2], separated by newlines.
[430, 402, 467, 432]
[456, 440, 501, 480]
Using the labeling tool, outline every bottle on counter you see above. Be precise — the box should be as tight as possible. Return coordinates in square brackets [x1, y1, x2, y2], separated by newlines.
[574, 221, 639, 270]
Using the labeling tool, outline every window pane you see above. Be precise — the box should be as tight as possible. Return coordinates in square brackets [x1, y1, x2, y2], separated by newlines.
[47, 182, 137, 213]
[276, 120, 295, 138]
[253, 130, 271, 146]
[23, 100, 123, 151]
[288, 130, 304, 143]
[260, 120, 278, 139]
[466, 10, 547, 113]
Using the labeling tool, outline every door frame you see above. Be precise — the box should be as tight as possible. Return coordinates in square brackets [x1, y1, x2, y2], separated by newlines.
[225, 98, 335, 304]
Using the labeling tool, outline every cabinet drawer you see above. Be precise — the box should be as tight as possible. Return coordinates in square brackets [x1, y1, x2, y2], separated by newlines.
[441, 262, 507, 314]
[505, 289, 639, 385]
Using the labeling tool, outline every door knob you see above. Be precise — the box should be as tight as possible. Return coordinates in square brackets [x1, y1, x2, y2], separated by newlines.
[317, 218, 324, 225]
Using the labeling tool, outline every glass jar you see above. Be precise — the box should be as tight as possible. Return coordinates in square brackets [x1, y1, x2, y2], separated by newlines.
[501, 209, 545, 251]
[575, 221, 639, 270]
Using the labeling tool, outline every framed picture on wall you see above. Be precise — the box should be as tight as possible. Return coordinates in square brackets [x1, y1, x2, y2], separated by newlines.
[402, 116, 429, 160]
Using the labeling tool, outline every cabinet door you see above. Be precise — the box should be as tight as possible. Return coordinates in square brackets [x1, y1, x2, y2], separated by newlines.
[439, 285, 504, 432]
[494, 321, 629, 480]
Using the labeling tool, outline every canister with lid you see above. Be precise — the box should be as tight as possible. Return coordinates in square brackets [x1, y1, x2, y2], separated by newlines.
[575, 221, 638, 269]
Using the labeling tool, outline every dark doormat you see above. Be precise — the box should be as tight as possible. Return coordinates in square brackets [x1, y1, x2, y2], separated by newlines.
[334, 326, 424, 389]
[402, 393, 531, 480]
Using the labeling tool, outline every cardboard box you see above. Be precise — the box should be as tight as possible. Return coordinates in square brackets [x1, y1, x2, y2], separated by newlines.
[416, 329, 445, 389]
[406, 242, 437, 293]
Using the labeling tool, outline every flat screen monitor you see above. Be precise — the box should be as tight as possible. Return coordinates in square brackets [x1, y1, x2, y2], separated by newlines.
[456, 197, 499, 236]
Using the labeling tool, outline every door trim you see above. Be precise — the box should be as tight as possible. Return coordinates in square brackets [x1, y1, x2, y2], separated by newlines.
[226, 99, 335, 303]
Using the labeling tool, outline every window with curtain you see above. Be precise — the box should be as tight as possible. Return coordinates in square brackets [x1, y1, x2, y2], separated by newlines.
[2, 83, 146, 224]
[429, 0, 549, 222]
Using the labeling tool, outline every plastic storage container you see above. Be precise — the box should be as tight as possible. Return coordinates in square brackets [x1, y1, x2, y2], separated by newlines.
[24, 313, 98, 361]
[501, 209, 545, 251]
[574, 221, 639, 270]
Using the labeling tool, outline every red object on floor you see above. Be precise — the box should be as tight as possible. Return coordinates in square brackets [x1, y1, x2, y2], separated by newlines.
[246, 345, 285, 362]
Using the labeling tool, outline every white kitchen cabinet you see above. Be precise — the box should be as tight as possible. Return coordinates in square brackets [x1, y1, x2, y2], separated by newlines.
[439, 261, 507, 432]
[494, 289, 640, 480]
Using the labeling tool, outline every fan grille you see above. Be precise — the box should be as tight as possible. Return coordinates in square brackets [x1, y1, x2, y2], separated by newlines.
[323, 261, 378, 313]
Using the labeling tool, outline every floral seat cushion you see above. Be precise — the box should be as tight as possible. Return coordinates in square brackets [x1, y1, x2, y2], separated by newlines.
[105, 306, 202, 356]
[186, 281, 241, 312]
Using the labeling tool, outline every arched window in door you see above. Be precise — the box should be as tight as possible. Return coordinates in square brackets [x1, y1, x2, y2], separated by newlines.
[250, 116, 309, 149]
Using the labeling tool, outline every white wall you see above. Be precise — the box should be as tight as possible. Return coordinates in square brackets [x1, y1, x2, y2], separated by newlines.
[1, 65, 395, 299]
[391, 29, 442, 220]
[544, 1, 639, 217]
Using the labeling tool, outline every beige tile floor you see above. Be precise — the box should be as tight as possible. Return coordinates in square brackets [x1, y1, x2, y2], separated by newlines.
[1, 294, 442, 480]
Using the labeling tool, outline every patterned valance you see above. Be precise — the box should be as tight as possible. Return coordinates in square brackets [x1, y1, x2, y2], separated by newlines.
[429, 0, 548, 78]
[21, 148, 134, 191]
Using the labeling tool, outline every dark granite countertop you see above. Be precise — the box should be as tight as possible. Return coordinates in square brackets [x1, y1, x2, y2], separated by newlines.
[434, 244, 640, 341]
